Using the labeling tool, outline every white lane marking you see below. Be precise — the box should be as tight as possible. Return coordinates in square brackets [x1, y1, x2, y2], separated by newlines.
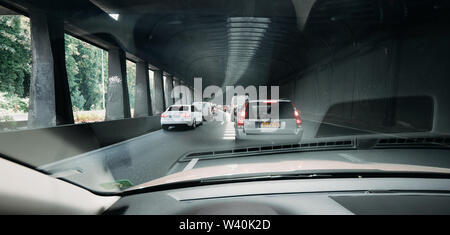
[223, 137, 236, 140]
[183, 158, 199, 172]
[338, 153, 363, 163]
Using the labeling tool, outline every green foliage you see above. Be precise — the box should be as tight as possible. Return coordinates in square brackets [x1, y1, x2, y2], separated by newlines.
[0, 92, 28, 114]
[0, 15, 30, 122]
[127, 60, 136, 109]
[65, 34, 107, 111]
[0, 15, 31, 98]
[0, 15, 122, 117]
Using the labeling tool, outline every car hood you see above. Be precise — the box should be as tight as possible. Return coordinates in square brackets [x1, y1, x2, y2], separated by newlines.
[128, 159, 450, 191]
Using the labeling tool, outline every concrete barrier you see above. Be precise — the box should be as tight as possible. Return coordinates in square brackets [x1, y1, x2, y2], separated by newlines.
[0, 116, 161, 166]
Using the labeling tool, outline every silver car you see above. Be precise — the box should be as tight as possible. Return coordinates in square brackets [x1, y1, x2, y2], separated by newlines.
[235, 99, 303, 143]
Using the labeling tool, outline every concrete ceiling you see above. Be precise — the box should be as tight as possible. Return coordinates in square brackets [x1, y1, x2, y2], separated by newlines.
[88, 0, 312, 88]
[3, 0, 448, 87]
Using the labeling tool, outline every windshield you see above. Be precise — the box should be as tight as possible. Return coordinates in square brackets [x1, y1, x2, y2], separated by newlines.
[0, 0, 450, 194]
[247, 101, 295, 119]
[167, 106, 189, 112]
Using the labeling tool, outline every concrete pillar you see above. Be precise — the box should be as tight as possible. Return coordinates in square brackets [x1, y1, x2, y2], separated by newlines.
[184, 85, 193, 105]
[134, 61, 152, 117]
[48, 15, 74, 125]
[164, 75, 174, 108]
[173, 78, 181, 105]
[28, 11, 55, 128]
[149, 70, 157, 115]
[153, 69, 165, 114]
[180, 80, 188, 104]
[106, 47, 131, 120]
[189, 87, 194, 104]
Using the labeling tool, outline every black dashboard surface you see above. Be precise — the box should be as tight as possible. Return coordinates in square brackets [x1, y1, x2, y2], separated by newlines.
[331, 195, 450, 215]
[105, 178, 450, 215]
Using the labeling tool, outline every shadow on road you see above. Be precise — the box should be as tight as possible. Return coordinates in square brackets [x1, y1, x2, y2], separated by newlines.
[164, 125, 196, 131]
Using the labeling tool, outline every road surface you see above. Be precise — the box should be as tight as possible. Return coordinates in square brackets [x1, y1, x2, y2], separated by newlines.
[40, 110, 371, 192]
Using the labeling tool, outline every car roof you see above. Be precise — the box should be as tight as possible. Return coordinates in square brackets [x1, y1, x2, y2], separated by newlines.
[248, 99, 291, 103]
[170, 105, 191, 107]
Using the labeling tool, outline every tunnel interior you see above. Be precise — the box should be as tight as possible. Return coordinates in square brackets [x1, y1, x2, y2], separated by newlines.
[5, 0, 449, 88]
[71, 0, 450, 88]
[1, 0, 450, 167]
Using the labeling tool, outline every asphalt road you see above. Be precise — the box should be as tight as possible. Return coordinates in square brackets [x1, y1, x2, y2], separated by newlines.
[40, 110, 371, 192]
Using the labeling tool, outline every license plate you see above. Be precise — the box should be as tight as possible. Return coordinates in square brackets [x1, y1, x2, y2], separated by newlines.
[260, 122, 280, 128]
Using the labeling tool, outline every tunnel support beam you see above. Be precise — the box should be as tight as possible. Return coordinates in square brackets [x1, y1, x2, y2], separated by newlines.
[164, 75, 174, 108]
[173, 78, 181, 105]
[28, 11, 55, 128]
[48, 15, 74, 125]
[28, 12, 74, 128]
[153, 70, 165, 114]
[134, 61, 152, 117]
[189, 87, 194, 104]
[106, 47, 131, 120]
[180, 80, 188, 105]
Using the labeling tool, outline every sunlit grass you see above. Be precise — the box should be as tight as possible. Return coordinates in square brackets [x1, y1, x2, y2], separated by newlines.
[73, 109, 135, 123]
[73, 110, 105, 123]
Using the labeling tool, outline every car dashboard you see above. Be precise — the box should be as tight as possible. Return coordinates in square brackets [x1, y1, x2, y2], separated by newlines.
[105, 177, 450, 215]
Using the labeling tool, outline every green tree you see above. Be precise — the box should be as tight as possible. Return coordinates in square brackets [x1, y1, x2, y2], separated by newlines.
[75, 39, 102, 110]
[65, 34, 107, 111]
[0, 15, 31, 99]
[127, 60, 136, 109]
[64, 35, 85, 110]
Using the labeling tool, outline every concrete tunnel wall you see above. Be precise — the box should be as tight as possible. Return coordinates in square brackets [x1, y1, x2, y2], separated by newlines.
[279, 22, 450, 137]
[0, 116, 161, 166]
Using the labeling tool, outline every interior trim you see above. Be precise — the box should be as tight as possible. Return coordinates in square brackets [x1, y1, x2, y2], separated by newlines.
[0, 158, 119, 214]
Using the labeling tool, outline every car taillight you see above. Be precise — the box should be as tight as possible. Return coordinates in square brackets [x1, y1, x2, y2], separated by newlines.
[161, 113, 168, 118]
[294, 110, 302, 126]
[237, 110, 245, 126]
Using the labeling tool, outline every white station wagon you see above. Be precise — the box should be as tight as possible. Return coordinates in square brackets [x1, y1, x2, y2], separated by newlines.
[161, 105, 203, 130]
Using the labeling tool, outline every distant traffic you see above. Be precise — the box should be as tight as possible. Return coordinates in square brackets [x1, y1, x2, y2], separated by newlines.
[161, 96, 303, 143]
